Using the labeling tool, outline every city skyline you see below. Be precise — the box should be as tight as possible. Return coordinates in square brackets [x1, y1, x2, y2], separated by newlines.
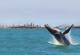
[0, 18, 79, 26]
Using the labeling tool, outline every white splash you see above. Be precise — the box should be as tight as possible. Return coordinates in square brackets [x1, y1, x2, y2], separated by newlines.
[48, 35, 63, 45]
[48, 31, 79, 46]
[66, 30, 79, 45]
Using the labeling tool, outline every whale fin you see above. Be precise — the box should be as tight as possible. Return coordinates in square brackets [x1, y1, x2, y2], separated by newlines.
[63, 24, 74, 35]
[44, 24, 59, 34]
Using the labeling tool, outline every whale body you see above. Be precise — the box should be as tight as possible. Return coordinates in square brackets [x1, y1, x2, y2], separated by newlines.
[45, 24, 73, 46]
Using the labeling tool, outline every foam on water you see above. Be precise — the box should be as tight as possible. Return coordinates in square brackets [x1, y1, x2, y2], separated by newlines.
[66, 30, 79, 45]
[48, 35, 63, 45]
[48, 30, 79, 46]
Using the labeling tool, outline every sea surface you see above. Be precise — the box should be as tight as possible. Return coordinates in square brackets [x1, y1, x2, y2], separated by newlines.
[0, 28, 80, 55]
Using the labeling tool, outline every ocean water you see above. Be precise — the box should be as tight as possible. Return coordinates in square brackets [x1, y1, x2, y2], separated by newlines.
[0, 28, 80, 55]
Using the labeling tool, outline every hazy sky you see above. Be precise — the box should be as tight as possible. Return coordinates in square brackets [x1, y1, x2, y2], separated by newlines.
[0, 0, 80, 26]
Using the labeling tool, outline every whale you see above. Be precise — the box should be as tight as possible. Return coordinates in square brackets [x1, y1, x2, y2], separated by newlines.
[45, 24, 73, 46]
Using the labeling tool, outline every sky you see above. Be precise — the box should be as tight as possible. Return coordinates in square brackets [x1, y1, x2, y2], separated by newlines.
[0, 0, 80, 26]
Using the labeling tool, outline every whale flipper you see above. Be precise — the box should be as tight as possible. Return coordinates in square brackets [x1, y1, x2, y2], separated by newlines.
[63, 24, 73, 35]
[44, 24, 60, 35]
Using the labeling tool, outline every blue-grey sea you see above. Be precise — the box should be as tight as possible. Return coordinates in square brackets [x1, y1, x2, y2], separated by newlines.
[0, 28, 80, 55]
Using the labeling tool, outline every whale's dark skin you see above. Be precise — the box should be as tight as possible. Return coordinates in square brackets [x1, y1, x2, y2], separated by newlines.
[45, 24, 73, 46]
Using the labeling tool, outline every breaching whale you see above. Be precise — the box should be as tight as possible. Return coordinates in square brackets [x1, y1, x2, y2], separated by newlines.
[45, 24, 73, 46]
